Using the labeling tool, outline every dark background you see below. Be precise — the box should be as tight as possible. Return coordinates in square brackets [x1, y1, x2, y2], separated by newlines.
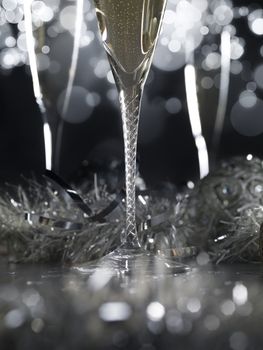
[0, 0, 262, 188]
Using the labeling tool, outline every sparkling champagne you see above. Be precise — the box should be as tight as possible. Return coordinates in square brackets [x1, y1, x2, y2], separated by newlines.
[94, 0, 167, 88]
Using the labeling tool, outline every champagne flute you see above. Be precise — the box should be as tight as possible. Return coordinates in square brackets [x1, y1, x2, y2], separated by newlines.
[93, 0, 168, 269]
[24, 0, 83, 174]
[24, 0, 99, 218]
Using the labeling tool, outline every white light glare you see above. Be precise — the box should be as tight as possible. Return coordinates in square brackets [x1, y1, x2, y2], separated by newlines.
[147, 302, 165, 322]
[232, 283, 248, 306]
[99, 302, 132, 322]
[251, 18, 263, 36]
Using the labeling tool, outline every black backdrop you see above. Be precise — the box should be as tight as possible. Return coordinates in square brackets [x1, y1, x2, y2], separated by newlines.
[0, 0, 262, 188]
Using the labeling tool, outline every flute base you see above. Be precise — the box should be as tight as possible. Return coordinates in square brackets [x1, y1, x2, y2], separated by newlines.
[75, 246, 191, 277]
[106, 247, 190, 276]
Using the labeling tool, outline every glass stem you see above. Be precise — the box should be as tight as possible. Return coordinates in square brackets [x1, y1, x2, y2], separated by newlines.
[120, 85, 142, 250]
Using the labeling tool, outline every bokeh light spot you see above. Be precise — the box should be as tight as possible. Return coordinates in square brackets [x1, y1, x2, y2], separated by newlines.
[57, 86, 93, 124]
[231, 99, 263, 137]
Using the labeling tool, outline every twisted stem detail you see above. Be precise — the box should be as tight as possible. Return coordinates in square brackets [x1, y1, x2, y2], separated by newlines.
[119, 87, 142, 249]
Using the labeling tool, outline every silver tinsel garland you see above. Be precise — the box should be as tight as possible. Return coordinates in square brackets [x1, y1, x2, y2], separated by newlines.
[1, 156, 263, 264]
[0, 175, 178, 264]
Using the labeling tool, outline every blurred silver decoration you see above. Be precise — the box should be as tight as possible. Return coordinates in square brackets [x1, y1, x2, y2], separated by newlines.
[175, 156, 263, 263]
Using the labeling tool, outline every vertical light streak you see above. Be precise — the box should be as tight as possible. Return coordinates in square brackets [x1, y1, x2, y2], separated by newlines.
[24, 0, 41, 101]
[54, 0, 83, 173]
[24, 0, 52, 170]
[184, 63, 209, 179]
[212, 29, 231, 158]
[43, 122, 52, 170]
[62, 0, 83, 116]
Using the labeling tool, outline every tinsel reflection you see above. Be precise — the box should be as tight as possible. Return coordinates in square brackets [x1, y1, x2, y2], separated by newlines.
[0, 263, 263, 349]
